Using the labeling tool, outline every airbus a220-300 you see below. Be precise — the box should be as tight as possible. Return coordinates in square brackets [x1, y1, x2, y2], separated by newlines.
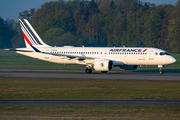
[8, 19, 176, 74]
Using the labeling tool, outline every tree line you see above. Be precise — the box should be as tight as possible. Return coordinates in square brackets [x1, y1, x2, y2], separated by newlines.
[0, 0, 180, 53]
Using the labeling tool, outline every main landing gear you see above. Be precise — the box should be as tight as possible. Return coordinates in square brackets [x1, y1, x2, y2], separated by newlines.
[85, 64, 92, 74]
[85, 68, 92, 74]
[158, 65, 164, 74]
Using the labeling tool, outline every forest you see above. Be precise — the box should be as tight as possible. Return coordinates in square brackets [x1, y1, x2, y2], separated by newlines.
[0, 0, 180, 53]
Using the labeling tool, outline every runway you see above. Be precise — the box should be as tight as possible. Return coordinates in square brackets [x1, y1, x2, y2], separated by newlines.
[0, 70, 180, 81]
[1, 99, 180, 105]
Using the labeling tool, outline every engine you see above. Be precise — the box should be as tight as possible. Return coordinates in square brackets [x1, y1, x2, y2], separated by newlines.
[93, 60, 113, 71]
[119, 65, 138, 70]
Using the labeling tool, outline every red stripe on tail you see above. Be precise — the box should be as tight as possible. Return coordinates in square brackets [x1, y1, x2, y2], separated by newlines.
[22, 31, 32, 45]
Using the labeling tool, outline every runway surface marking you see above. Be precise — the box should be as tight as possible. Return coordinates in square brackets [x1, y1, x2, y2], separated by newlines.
[0, 70, 180, 81]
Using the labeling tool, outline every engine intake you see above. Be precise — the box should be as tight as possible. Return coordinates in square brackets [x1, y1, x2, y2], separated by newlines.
[94, 60, 113, 71]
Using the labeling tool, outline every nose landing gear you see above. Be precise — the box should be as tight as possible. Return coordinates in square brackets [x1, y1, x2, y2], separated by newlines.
[159, 68, 163, 74]
[158, 65, 164, 74]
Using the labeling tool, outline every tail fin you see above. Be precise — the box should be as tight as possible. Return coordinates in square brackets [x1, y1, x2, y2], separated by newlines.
[19, 19, 50, 48]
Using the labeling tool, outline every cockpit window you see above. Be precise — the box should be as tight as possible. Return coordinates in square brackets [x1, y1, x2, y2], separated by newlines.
[160, 52, 170, 56]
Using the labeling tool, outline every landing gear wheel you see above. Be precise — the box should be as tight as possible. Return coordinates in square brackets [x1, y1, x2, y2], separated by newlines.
[159, 70, 163, 74]
[159, 67, 163, 74]
[85, 68, 92, 74]
[101, 71, 108, 73]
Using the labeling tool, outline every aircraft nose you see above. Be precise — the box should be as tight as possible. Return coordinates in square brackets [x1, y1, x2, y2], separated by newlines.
[172, 57, 176, 63]
[167, 56, 176, 64]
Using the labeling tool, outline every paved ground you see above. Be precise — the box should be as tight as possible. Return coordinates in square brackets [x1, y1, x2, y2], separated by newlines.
[1, 99, 180, 105]
[0, 70, 179, 81]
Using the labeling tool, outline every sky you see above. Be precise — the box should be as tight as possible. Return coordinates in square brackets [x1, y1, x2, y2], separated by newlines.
[0, 0, 178, 21]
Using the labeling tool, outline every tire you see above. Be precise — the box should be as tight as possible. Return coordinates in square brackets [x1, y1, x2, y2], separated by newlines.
[85, 69, 92, 74]
[159, 70, 163, 74]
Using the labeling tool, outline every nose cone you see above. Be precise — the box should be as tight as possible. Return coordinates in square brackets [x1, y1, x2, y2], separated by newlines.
[167, 56, 176, 64]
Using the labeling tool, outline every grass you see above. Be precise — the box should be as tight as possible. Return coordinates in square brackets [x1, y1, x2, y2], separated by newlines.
[0, 104, 180, 119]
[0, 78, 180, 99]
[0, 49, 180, 72]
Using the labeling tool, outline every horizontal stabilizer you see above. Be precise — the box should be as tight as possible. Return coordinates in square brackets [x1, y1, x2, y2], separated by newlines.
[5, 48, 34, 52]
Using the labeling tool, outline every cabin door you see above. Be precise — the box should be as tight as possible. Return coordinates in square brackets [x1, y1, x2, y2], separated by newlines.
[149, 51, 154, 60]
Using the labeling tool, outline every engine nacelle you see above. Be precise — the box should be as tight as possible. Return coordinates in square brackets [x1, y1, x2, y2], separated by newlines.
[119, 65, 138, 70]
[94, 60, 113, 71]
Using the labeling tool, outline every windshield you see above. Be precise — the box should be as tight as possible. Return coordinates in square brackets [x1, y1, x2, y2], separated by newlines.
[159, 52, 170, 56]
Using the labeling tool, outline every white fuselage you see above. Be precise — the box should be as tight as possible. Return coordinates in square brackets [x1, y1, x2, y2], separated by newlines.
[17, 46, 176, 66]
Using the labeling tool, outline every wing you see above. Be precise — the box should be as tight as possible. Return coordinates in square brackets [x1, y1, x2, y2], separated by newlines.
[42, 51, 94, 61]
[29, 45, 126, 66]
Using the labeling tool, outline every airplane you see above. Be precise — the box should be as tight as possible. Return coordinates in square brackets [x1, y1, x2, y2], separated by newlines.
[7, 19, 176, 74]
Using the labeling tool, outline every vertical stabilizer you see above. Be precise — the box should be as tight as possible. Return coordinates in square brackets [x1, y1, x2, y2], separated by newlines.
[19, 19, 50, 48]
